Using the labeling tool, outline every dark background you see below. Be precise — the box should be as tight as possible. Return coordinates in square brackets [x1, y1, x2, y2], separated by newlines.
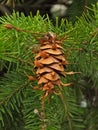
[0, 0, 98, 21]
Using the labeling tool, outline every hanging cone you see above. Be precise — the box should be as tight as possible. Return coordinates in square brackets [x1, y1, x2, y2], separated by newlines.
[32, 32, 75, 98]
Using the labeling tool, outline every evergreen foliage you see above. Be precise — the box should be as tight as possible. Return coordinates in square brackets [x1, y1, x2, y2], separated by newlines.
[0, 3, 98, 130]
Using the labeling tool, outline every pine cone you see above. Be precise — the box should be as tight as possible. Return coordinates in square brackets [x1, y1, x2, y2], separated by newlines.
[34, 32, 71, 98]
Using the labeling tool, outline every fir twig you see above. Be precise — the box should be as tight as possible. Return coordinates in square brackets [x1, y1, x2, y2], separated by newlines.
[58, 86, 73, 130]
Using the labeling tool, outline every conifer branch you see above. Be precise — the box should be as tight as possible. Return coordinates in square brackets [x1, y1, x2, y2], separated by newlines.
[59, 87, 72, 130]
[0, 81, 28, 106]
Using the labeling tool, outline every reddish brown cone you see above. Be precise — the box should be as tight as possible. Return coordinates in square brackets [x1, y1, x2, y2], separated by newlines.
[34, 32, 71, 99]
